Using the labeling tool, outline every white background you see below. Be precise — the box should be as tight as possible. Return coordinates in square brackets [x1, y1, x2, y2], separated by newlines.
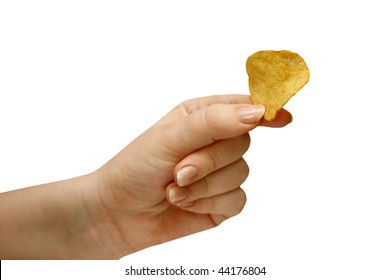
[1, 0, 389, 279]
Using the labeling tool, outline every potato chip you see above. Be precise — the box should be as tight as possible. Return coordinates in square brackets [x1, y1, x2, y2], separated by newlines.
[246, 50, 310, 121]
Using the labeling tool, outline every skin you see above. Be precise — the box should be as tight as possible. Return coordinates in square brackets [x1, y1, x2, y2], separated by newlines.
[0, 94, 292, 259]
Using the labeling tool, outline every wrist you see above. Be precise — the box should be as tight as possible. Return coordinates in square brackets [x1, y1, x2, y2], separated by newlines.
[62, 171, 129, 259]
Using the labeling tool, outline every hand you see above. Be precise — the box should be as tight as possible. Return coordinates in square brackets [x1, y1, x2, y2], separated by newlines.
[0, 94, 292, 259]
[92, 94, 292, 257]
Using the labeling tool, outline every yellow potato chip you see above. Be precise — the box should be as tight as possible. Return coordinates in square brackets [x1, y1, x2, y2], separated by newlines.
[246, 50, 310, 121]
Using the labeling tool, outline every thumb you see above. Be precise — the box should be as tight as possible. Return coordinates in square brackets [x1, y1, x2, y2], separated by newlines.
[158, 103, 265, 158]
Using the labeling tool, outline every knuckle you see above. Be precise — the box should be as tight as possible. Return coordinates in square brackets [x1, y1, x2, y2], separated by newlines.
[230, 133, 251, 155]
[209, 196, 218, 214]
[241, 133, 251, 151]
[199, 177, 210, 196]
[179, 98, 198, 115]
[232, 189, 247, 216]
[200, 104, 225, 141]
[203, 148, 218, 171]
[235, 158, 250, 183]
[240, 159, 250, 181]
[201, 105, 216, 131]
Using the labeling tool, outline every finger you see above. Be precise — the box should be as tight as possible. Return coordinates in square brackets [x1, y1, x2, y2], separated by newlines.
[180, 94, 252, 115]
[173, 134, 250, 186]
[157, 94, 292, 129]
[179, 188, 247, 218]
[167, 158, 249, 204]
[156, 103, 265, 160]
[156, 94, 253, 125]
[259, 108, 293, 128]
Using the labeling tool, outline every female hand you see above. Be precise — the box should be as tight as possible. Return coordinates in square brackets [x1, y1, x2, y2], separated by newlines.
[94, 94, 292, 257]
[0, 94, 292, 259]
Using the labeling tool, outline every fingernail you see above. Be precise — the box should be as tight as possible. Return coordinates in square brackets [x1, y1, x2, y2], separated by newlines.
[288, 113, 293, 124]
[169, 187, 190, 203]
[177, 201, 194, 207]
[176, 166, 198, 187]
[237, 104, 265, 124]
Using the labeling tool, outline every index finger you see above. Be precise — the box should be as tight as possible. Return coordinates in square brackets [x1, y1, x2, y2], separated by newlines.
[259, 108, 293, 127]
